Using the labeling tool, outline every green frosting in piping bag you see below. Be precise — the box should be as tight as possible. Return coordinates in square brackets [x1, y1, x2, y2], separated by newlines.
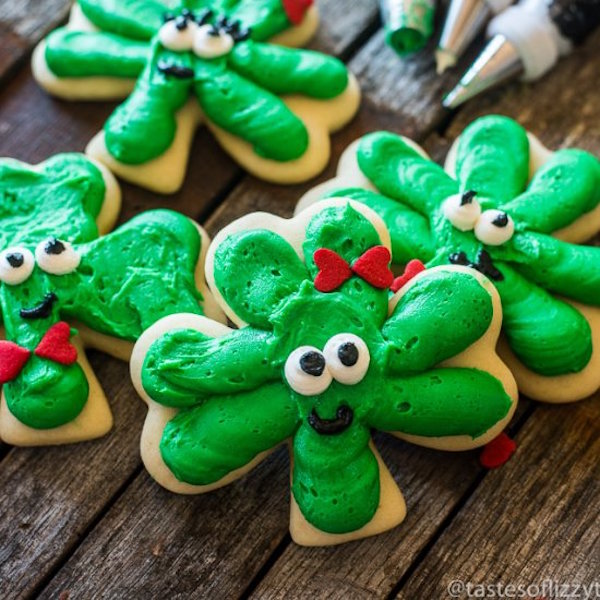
[41, 0, 351, 166]
[324, 115, 600, 378]
[140, 203, 512, 535]
[0, 154, 205, 430]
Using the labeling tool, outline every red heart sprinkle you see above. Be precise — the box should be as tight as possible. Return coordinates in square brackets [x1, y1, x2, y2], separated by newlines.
[282, 0, 313, 24]
[0, 341, 31, 384]
[352, 246, 394, 289]
[479, 433, 517, 469]
[391, 259, 426, 293]
[314, 248, 352, 293]
[35, 322, 78, 365]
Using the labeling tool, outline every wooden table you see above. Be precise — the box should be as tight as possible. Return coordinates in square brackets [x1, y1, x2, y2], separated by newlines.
[1, 1, 599, 598]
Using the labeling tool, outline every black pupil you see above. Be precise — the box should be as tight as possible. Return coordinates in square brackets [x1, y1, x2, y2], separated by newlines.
[45, 238, 65, 255]
[492, 212, 509, 227]
[338, 342, 359, 367]
[6, 252, 24, 268]
[299, 351, 326, 377]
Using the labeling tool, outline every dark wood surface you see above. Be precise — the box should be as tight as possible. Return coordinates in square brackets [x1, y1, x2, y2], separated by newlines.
[0, 1, 599, 598]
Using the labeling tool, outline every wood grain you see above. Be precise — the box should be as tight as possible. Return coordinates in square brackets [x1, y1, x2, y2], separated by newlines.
[0, 0, 70, 81]
[0, 1, 599, 598]
[0, 355, 146, 599]
[39, 447, 293, 599]
[396, 398, 600, 599]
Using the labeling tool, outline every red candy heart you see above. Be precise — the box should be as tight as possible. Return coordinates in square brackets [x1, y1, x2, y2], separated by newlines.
[391, 259, 426, 293]
[282, 0, 313, 24]
[352, 246, 394, 289]
[35, 322, 78, 365]
[479, 433, 517, 469]
[0, 341, 31, 384]
[314, 248, 352, 292]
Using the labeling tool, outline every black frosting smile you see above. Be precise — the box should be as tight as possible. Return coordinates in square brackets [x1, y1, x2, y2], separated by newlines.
[308, 405, 354, 435]
[20, 292, 58, 320]
[449, 249, 504, 281]
[157, 59, 195, 79]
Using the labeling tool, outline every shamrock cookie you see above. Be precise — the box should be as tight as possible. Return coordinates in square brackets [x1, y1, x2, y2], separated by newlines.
[131, 199, 517, 546]
[32, 0, 360, 193]
[297, 115, 600, 403]
[0, 153, 222, 446]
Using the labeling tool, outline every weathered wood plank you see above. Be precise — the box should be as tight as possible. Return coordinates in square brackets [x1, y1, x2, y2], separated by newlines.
[0, 2, 381, 596]
[0, 0, 71, 82]
[0, 355, 146, 599]
[39, 448, 292, 599]
[396, 397, 600, 599]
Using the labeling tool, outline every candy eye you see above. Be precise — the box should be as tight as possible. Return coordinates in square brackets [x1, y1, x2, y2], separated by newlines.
[442, 190, 482, 231]
[193, 24, 234, 59]
[285, 346, 332, 396]
[474, 210, 515, 246]
[0, 247, 35, 285]
[158, 16, 197, 51]
[323, 334, 370, 385]
[35, 238, 81, 275]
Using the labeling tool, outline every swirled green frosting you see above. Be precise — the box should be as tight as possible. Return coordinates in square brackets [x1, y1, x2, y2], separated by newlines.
[41, 0, 351, 165]
[141, 204, 512, 534]
[0, 154, 205, 429]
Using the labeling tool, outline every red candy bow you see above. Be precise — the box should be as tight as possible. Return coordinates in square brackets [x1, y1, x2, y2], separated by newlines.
[391, 259, 426, 293]
[282, 0, 313, 24]
[0, 322, 78, 385]
[314, 246, 394, 292]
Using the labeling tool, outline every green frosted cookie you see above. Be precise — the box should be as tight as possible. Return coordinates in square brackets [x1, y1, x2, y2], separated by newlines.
[131, 198, 516, 546]
[0, 153, 219, 445]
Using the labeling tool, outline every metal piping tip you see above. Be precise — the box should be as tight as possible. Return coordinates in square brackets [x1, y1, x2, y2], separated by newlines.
[443, 34, 524, 109]
[437, 0, 491, 71]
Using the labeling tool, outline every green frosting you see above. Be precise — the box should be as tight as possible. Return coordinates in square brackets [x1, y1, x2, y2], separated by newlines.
[45, 30, 149, 78]
[341, 115, 600, 377]
[41, 0, 351, 166]
[0, 154, 205, 430]
[141, 203, 512, 535]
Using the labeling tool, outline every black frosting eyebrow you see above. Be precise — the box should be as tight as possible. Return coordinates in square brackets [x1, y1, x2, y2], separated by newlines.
[460, 190, 477, 205]
[449, 249, 504, 281]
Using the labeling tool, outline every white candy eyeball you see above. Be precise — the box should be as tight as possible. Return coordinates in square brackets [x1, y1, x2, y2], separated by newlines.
[35, 238, 81, 275]
[442, 190, 482, 232]
[474, 210, 515, 246]
[158, 16, 197, 52]
[323, 333, 370, 385]
[285, 346, 332, 396]
[193, 24, 234, 59]
[0, 247, 35, 285]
